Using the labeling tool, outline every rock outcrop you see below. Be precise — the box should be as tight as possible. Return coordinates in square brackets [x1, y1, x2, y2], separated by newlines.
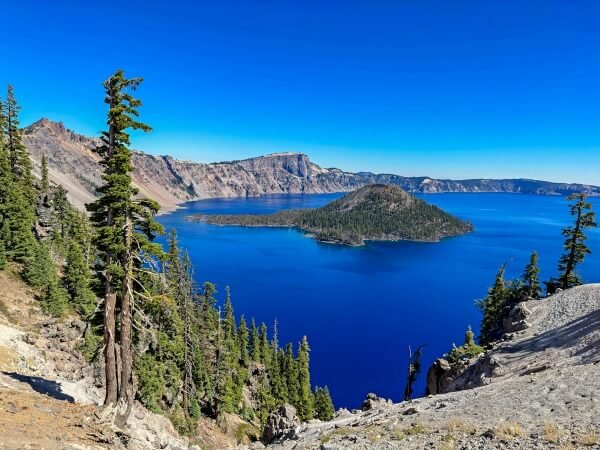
[253, 285, 600, 449]
[360, 393, 392, 412]
[426, 300, 534, 395]
[0, 269, 188, 450]
[502, 301, 533, 333]
[262, 404, 300, 445]
[23, 118, 600, 213]
[35, 191, 55, 240]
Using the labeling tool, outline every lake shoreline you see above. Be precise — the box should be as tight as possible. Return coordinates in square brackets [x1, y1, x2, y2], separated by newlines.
[156, 190, 595, 217]
[184, 185, 474, 246]
[185, 215, 473, 246]
[156, 193, 600, 408]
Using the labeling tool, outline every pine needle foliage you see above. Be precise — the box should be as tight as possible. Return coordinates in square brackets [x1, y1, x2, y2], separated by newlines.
[0, 77, 327, 434]
[522, 251, 541, 299]
[446, 326, 484, 363]
[0, 86, 37, 264]
[314, 386, 335, 421]
[557, 193, 597, 290]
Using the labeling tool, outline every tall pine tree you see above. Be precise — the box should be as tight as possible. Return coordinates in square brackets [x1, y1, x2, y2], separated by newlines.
[1, 86, 37, 263]
[250, 318, 260, 361]
[216, 286, 242, 413]
[477, 264, 508, 344]
[269, 320, 287, 404]
[283, 343, 300, 407]
[238, 315, 249, 366]
[40, 154, 49, 192]
[0, 98, 11, 240]
[522, 251, 541, 299]
[296, 336, 314, 421]
[87, 70, 163, 423]
[165, 231, 196, 419]
[64, 240, 96, 316]
[23, 241, 54, 290]
[5, 86, 34, 192]
[259, 322, 270, 366]
[42, 275, 69, 317]
[557, 193, 597, 289]
[313, 386, 334, 421]
[52, 185, 71, 243]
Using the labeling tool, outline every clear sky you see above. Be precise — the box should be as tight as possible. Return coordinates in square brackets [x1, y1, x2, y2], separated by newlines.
[1, 0, 599, 184]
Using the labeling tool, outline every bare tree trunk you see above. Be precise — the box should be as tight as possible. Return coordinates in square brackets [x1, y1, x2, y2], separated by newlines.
[103, 282, 118, 406]
[117, 212, 134, 426]
[103, 87, 119, 408]
[182, 300, 189, 417]
[403, 345, 423, 402]
[183, 341, 190, 416]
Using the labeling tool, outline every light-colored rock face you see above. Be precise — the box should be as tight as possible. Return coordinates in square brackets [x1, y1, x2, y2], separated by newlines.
[429, 284, 600, 395]
[23, 119, 600, 215]
[23, 120, 367, 213]
[257, 285, 600, 450]
[23, 119, 102, 211]
[262, 404, 300, 445]
[236, 153, 313, 178]
[0, 270, 188, 450]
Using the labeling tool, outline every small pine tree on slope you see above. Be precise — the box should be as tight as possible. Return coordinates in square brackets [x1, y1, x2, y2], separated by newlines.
[557, 193, 597, 290]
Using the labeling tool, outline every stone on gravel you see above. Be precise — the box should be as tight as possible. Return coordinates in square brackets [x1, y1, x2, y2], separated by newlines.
[262, 404, 300, 445]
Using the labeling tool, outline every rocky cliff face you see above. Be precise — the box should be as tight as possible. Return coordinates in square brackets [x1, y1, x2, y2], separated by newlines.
[22, 119, 365, 212]
[23, 118, 600, 213]
[0, 269, 188, 450]
[23, 119, 103, 210]
[427, 285, 600, 396]
[248, 285, 600, 450]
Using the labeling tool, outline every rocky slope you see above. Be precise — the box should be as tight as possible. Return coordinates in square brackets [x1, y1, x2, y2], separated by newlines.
[23, 119, 600, 213]
[0, 267, 188, 450]
[0, 267, 272, 450]
[1, 262, 599, 449]
[245, 285, 600, 450]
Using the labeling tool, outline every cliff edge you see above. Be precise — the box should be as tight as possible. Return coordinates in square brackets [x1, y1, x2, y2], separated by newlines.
[23, 119, 600, 214]
[253, 285, 600, 450]
[1, 269, 598, 448]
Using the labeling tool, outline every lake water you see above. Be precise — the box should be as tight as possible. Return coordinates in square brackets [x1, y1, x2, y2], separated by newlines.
[156, 193, 600, 409]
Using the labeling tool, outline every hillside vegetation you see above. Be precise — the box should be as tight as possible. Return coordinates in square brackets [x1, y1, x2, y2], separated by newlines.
[189, 184, 473, 245]
[0, 77, 333, 447]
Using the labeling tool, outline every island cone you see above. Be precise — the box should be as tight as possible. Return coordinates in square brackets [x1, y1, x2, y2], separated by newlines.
[190, 184, 473, 246]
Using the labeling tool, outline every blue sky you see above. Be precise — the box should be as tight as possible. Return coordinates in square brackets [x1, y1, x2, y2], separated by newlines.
[1, 0, 599, 184]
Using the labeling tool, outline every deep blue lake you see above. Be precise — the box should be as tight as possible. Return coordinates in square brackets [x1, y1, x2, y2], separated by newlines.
[156, 193, 600, 409]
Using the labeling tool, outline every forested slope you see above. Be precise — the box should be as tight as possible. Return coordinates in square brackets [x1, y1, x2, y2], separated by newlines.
[191, 184, 473, 245]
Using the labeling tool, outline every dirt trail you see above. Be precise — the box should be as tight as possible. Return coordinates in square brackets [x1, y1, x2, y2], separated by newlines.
[0, 269, 186, 450]
[0, 381, 112, 449]
[0, 269, 115, 449]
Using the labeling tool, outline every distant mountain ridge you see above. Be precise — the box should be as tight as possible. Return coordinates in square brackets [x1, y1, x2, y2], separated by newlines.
[23, 118, 600, 212]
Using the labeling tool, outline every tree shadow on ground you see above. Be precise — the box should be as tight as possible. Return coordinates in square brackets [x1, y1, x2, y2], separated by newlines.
[497, 309, 600, 365]
[1, 371, 75, 402]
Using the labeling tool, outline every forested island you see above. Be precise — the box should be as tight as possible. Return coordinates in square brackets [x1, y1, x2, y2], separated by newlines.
[188, 184, 473, 246]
